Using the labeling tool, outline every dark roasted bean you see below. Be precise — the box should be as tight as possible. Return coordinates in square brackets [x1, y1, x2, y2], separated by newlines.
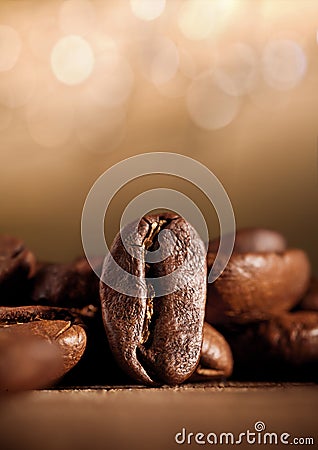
[0, 331, 62, 392]
[0, 305, 87, 388]
[30, 257, 103, 308]
[100, 213, 207, 385]
[223, 311, 318, 381]
[190, 323, 233, 381]
[206, 249, 310, 325]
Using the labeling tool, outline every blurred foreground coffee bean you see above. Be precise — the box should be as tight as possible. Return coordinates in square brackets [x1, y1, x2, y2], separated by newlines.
[206, 228, 310, 325]
[100, 213, 207, 386]
[31, 257, 103, 308]
[0, 235, 36, 305]
[297, 278, 318, 312]
[0, 306, 87, 387]
[190, 323, 233, 382]
[208, 228, 287, 254]
[224, 311, 318, 381]
[0, 331, 62, 392]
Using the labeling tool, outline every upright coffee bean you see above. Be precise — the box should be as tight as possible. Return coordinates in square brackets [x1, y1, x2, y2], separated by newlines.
[100, 213, 207, 385]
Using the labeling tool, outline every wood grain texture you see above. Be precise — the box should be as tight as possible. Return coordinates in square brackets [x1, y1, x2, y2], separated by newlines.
[0, 383, 316, 450]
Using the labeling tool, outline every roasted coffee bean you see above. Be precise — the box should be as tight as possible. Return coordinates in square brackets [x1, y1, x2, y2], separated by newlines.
[0, 306, 87, 382]
[0, 331, 63, 392]
[100, 213, 207, 385]
[208, 228, 286, 255]
[261, 312, 318, 365]
[0, 235, 36, 305]
[224, 311, 318, 381]
[206, 249, 310, 325]
[190, 323, 233, 381]
[31, 257, 102, 308]
[297, 278, 318, 312]
[0, 305, 85, 324]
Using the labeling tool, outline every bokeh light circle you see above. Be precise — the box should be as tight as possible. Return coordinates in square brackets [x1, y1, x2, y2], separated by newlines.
[51, 35, 95, 86]
[130, 0, 166, 21]
[261, 39, 306, 91]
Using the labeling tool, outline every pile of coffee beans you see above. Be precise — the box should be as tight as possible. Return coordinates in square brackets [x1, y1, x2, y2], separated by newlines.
[0, 216, 317, 391]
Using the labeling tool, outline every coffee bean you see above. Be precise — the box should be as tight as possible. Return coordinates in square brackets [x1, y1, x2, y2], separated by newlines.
[0, 306, 87, 383]
[208, 227, 286, 255]
[100, 213, 207, 385]
[190, 323, 233, 381]
[223, 311, 318, 381]
[0, 331, 63, 392]
[259, 312, 318, 365]
[0, 235, 36, 305]
[31, 257, 102, 308]
[206, 248, 310, 325]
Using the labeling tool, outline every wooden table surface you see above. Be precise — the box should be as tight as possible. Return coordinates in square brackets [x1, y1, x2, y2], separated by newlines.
[0, 383, 317, 450]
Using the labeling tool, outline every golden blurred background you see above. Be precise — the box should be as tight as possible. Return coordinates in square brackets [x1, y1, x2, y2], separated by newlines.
[0, 0, 317, 274]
